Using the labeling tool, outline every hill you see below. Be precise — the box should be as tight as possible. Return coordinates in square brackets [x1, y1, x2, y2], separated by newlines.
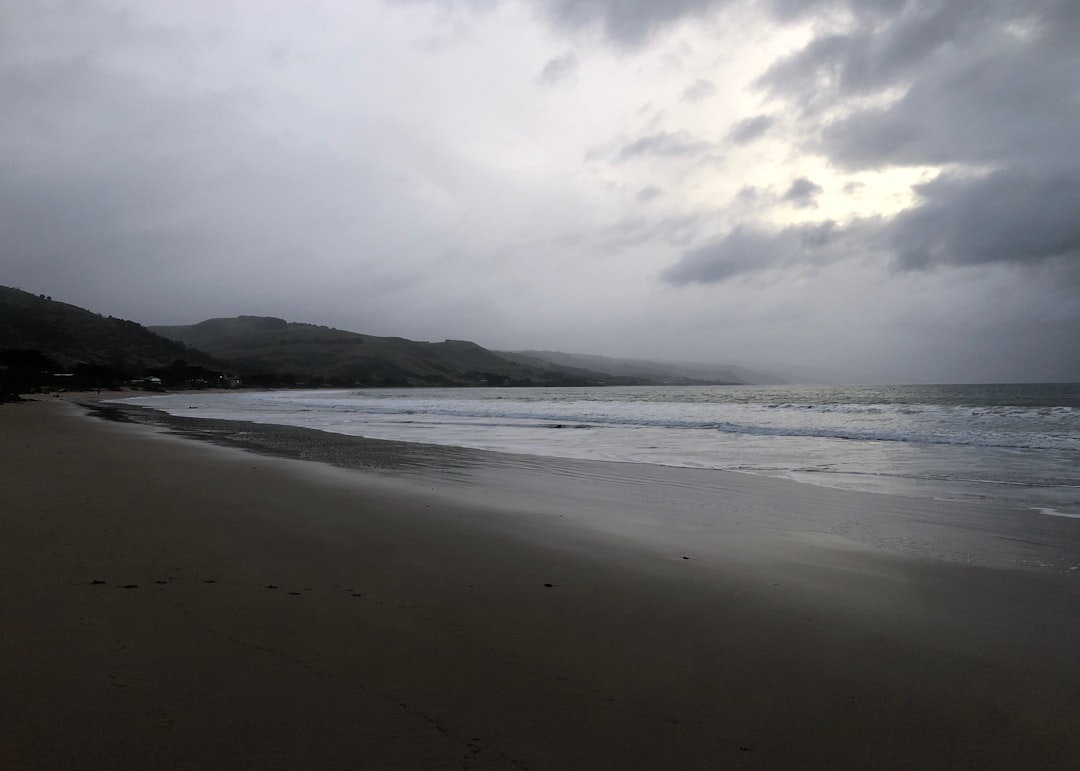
[150, 316, 640, 387]
[0, 286, 226, 398]
[0, 286, 216, 372]
[1, 286, 781, 394]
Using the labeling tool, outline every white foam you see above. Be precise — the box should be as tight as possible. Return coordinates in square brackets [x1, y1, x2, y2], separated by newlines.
[1033, 507, 1080, 519]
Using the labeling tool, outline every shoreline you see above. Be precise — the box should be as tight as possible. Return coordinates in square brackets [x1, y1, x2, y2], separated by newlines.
[106, 384, 1080, 524]
[87, 396, 1080, 575]
[3, 397, 1080, 768]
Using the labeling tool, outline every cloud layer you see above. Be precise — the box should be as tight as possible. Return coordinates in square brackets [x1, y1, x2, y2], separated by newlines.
[1, 0, 1077, 382]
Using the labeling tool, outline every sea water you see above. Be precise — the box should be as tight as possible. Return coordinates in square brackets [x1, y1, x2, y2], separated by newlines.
[120, 383, 1080, 519]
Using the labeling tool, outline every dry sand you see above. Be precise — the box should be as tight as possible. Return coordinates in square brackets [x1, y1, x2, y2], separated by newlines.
[2, 397, 1079, 769]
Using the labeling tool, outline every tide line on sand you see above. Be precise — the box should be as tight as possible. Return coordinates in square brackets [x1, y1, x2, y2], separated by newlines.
[1035, 505, 1080, 519]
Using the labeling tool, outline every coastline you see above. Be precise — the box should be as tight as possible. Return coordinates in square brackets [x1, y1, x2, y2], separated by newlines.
[91, 396, 1080, 575]
[3, 396, 1080, 768]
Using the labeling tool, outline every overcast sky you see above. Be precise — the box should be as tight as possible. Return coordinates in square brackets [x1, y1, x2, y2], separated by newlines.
[3, 0, 1078, 382]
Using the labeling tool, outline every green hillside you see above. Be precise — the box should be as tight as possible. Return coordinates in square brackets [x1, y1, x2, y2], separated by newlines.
[0, 286, 655, 394]
[151, 316, 636, 387]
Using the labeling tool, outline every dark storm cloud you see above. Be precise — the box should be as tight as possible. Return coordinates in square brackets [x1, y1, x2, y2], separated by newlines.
[681, 78, 717, 102]
[727, 114, 773, 145]
[887, 169, 1080, 271]
[818, 37, 1080, 171]
[781, 177, 822, 208]
[662, 221, 843, 284]
[664, 166, 1080, 283]
[682, 0, 1080, 283]
[758, 1, 997, 108]
[756, 0, 1079, 170]
[615, 131, 713, 162]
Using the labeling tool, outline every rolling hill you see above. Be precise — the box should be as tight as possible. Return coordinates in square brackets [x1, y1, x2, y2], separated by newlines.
[150, 316, 640, 387]
[1, 285, 777, 394]
[0, 286, 216, 371]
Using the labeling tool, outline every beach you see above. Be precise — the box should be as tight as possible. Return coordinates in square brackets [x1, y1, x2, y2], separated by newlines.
[3, 397, 1080, 769]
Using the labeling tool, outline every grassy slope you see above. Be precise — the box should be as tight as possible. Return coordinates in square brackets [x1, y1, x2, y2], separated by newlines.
[151, 317, 630, 386]
[0, 286, 215, 371]
[0, 286, 655, 387]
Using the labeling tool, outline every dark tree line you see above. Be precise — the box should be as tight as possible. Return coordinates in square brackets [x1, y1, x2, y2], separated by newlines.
[0, 350, 230, 401]
[1, 350, 60, 402]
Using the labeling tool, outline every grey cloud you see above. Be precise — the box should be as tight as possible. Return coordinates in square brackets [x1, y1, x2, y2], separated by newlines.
[681, 78, 717, 102]
[7, 0, 1080, 383]
[757, 2, 1021, 108]
[727, 114, 773, 144]
[748, 0, 1080, 279]
[537, 50, 578, 85]
[763, 0, 902, 22]
[664, 166, 1080, 285]
[636, 185, 664, 203]
[782, 177, 822, 208]
[735, 185, 760, 203]
[887, 169, 1080, 271]
[616, 130, 713, 162]
[819, 38, 1080, 170]
[662, 222, 842, 284]
[541, 0, 726, 47]
[1042, 0, 1080, 45]
[758, 0, 1077, 158]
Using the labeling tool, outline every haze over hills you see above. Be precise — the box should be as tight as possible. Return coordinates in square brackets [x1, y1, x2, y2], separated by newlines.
[2, 285, 790, 392]
[151, 316, 648, 387]
[153, 317, 777, 387]
[503, 351, 789, 386]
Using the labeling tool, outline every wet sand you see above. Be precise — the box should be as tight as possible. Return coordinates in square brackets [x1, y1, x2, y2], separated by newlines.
[2, 397, 1080, 769]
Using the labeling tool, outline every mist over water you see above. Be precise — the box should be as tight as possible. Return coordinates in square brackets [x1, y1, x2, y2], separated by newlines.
[121, 384, 1080, 519]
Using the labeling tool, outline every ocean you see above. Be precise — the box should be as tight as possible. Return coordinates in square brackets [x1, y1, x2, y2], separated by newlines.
[120, 383, 1080, 521]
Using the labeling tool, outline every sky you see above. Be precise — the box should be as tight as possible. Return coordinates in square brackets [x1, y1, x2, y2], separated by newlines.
[2, 0, 1078, 383]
